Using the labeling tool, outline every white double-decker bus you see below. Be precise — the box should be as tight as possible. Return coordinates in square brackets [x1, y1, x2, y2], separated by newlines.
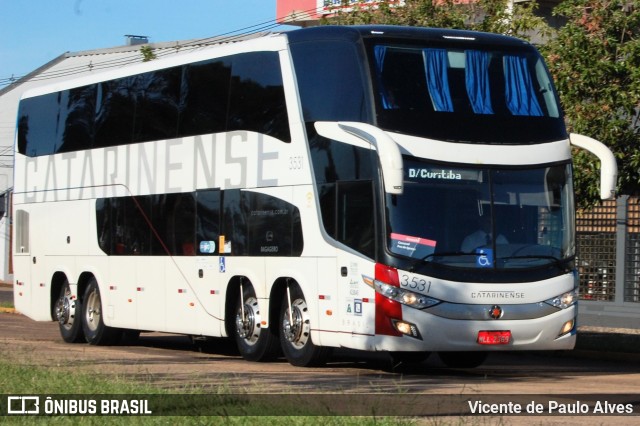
[13, 26, 616, 367]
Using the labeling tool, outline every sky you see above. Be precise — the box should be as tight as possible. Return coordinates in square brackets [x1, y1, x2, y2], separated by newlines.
[0, 0, 290, 85]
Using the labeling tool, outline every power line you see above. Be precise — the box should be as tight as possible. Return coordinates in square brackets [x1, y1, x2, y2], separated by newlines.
[0, 7, 322, 90]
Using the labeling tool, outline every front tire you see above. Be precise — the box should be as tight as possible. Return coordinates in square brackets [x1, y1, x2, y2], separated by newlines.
[279, 284, 330, 367]
[233, 282, 279, 361]
[82, 278, 122, 345]
[55, 279, 84, 343]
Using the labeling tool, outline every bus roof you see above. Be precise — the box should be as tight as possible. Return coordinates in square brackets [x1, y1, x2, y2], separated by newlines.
[19, 25, 534, 100]
[286, 25, 533, 48]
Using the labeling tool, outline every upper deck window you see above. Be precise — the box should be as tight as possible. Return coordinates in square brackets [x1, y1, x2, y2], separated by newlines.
[17, 51, 290, 157]
[369, 42, 566, 144]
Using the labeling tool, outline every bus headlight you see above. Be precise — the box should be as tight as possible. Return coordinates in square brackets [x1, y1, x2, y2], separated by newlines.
[374, 281, 440, 309]
[545, 289, 577, 310]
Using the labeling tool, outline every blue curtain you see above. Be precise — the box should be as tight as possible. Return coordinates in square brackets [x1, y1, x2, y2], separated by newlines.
[423, 49, 453, 112]
[504, 55, 543, 116]
[465, 50, 494, 114]
[374, 46, 393, 110]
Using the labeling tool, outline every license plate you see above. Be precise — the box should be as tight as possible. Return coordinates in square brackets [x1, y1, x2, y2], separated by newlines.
[477, 330, 511, 345]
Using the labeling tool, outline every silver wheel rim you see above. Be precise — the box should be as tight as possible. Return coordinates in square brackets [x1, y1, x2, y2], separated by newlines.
[56, 286, 76, 330]
[236, 297, 261, 346]
[85, 288, 102, 333]
[283, 298, 310, 349]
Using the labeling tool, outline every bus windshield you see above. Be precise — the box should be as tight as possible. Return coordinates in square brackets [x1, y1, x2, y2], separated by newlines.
[386, 160, 575, 270]
[368, 42, 566, 144]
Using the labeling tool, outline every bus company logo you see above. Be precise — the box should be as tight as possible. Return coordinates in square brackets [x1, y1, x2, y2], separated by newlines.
[408, 168, 462, 180]
[489, 305, 504, 320]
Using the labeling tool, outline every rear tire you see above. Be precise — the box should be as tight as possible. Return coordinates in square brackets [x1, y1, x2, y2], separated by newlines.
[82, 278, 122, 345]
[279, 284, 330, 367]
[55, 279, 84, 343]
[438, 351, 488, 368]
[233, 282, 280, 361]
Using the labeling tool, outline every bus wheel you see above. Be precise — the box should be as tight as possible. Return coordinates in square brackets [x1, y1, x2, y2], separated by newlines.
[438, 351, 488, 368]
[82, 278, 122, 345]
[55, 279, 84, 343]
[279, 285, 330, 367]
[234, 283, 279, 362]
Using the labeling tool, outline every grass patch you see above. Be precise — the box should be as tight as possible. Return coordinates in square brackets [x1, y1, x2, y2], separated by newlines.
[0, 360, 415, 425]
[0, 360, 159, 394]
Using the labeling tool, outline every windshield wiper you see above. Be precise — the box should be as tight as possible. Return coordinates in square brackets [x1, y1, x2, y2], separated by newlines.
[422, 251, 480, 260]
[408, 251, 479, 272]
[499, 255, 561, 262]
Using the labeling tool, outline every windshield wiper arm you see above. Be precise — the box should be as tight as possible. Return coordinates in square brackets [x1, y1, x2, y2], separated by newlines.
[408, 251, 480, 271]
[498, 255, 562, 265]
[422, 251, 481, 260]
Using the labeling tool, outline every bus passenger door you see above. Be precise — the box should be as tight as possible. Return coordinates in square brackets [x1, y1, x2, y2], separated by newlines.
[335, 181, 377, 339]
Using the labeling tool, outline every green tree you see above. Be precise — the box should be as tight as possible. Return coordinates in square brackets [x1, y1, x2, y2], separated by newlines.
[543, 0, 640, 207]
[323, 0, 549, 41]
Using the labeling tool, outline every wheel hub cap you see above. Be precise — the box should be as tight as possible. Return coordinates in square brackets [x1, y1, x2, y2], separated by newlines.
[236, 297, 261, 345]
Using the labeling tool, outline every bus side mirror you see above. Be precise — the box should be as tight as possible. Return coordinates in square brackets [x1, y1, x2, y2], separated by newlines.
[315, 121, 404, 194]
[569, 133, 618, 200]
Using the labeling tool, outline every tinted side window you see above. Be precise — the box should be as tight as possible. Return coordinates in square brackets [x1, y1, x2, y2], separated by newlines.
[133, 68, 181, 142]
[17, 92, 60, 156]
[228, 52, 290, 142]
[179, 60, 232, 137]
[196, 189, 221, 255]
[19, 86, 97, 155]
[98, 193, 196, 256]
[94, 78, 137, 148]
[20, 51, 291, 157]
[246, 191, 303, 256]
[149, 193, 196, 255]
[309, 132, 377, 185]
[317, 181, 375, 258]
[337, 181, 375, 258]
[98, 196, 151, 255]
[59, 85, 97, 153]
[291, 40, 371, 124]
[221, 189, 248, 255]
[96, 190, 302, 257]
[170, 193, 197, 255]
[309, 134, 377, 258]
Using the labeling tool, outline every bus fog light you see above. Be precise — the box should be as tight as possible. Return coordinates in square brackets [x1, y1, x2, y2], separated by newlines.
[391, 319, 422, 339]
[559, 319, 575, 336]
